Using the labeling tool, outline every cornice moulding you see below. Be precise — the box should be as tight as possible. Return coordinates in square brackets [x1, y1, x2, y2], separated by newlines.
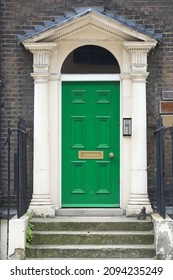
[23, 42, 57, 52]
[123, 41, 157, 52]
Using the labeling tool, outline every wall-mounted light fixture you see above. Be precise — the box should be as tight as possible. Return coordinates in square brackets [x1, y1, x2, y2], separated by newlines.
[123, 118, 132, 136]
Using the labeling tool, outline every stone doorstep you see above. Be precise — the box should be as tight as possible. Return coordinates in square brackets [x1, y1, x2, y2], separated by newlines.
[32, 230, 154, 234]
[31, 230, 154, 245]
[26, 244, 156, 259]
[30, 216, 153, 232]
[28, 244, 156, 249]
[56, 208, 124, 216]
[31, 215, 152, 223]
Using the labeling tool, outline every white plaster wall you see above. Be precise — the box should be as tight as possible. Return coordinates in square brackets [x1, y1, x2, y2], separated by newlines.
[1, 215, 29, 260]
[0, 220, 7, 260]
[152, 213, 173, 260]
[8, 215, 29, 259]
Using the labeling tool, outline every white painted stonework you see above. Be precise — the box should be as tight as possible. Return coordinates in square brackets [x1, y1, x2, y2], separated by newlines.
[152, 213, 173, 259]
[8, 215, 29, 259]
[22, 11, 157, 216]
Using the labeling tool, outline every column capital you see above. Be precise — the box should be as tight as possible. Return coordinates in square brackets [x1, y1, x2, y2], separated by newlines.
[120, 73, 131, 80]
[24, 42, 57, 74]
[31, 72, 50, 83]
[49, 73, 61, 81]
[123, 41, 156, 74]
[130, 72, 149, 83]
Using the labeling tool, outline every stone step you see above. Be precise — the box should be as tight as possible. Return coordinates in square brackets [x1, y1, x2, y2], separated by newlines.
[31, 230, 154, 245]
[26, 244, 156, 259]
[31, 216, 153, 232]
[26, 216, 156, 259]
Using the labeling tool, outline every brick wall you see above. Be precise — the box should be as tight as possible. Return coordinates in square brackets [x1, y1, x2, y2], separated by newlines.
[1, 0, 173, 208]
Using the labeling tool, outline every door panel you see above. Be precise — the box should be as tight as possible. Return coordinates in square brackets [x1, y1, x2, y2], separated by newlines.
[96, 161, 111, 194]
[62, 81, 120, 207]
[96, 116, 111, 148]
[71, 116, 86, 148]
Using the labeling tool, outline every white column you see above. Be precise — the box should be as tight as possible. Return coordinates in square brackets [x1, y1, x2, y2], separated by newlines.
[24, 43, 56, 217]
[126, 73, 153, 215]
[124, 42, 156, 216]
[49, 75, 60, 208]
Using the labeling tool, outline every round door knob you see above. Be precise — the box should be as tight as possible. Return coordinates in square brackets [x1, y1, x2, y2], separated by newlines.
[109, 152, 114, 158]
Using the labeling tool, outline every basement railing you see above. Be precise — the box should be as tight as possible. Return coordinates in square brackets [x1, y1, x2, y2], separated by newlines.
[155, 117, 173, 219]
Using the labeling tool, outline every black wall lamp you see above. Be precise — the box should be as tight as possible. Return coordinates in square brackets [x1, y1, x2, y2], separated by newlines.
[123, 118, 132, 136]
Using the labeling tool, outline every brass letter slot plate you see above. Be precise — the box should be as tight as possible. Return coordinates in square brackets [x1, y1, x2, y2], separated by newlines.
[78, 151, 104, 159]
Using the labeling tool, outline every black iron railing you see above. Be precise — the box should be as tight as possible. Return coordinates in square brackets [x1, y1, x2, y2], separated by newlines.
[0, 118, 29, 259]
[0, 118, 29, 219]
[155, 117, 173, 219]
[17, 118, 28, 218]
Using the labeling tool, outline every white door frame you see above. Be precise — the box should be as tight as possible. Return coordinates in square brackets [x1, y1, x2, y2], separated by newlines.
[58, 74, 122, 215]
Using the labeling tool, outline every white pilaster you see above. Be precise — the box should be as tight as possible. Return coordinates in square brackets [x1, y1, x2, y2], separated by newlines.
[24, 43, 57, 216]
[120, 73, 132, 209]
[124, 42, 156, 216]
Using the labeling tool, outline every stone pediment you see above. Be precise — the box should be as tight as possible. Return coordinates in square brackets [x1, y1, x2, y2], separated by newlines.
[19, 7, 160, 45]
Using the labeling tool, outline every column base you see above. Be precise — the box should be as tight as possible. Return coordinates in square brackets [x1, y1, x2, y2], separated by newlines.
[126, 194, 153, 216]
[28, 194, 55, 217]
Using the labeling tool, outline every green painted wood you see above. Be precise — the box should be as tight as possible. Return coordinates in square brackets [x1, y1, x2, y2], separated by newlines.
[62, 81, 120, 207]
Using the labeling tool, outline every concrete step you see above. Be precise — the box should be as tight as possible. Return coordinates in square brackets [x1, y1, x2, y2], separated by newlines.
[26, 216, 156, 259]
[26, 244, 156, 259]
[31, 216, 153, 232]
[31, 230, 154, 245]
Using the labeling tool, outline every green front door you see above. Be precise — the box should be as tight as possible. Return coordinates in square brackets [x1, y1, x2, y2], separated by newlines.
[62, 81, 120, 207]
